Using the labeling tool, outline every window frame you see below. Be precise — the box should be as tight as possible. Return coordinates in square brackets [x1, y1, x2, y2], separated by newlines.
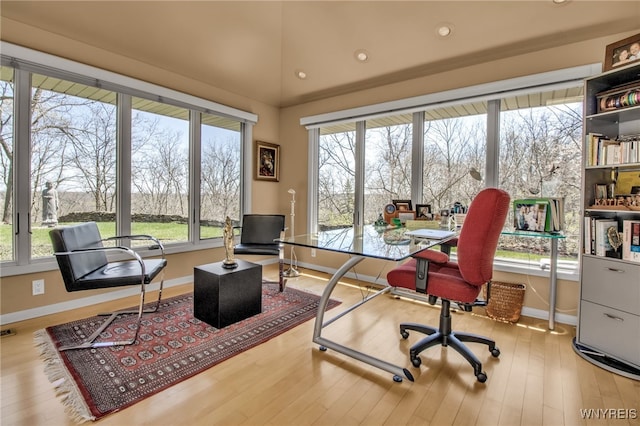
[0, 42, 257, 277]
[303, 64, 602, 281]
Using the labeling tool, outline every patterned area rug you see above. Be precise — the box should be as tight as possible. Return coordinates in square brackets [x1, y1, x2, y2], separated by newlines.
[34, 285, 339, 423]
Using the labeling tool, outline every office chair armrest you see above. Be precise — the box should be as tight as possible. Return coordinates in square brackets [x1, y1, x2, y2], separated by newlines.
[102, 234, 165, 257]
[412, 248, 449, 264]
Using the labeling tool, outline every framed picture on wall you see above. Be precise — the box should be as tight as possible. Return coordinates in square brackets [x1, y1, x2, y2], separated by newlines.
[255, 141, 280, 181]
[604, 33, 640, 71]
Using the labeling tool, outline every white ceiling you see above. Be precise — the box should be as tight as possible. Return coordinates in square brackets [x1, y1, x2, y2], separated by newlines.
[1, 1, 639, 107]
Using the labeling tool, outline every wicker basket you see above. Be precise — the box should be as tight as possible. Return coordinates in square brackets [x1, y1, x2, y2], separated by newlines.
[484, 281, 526, 323]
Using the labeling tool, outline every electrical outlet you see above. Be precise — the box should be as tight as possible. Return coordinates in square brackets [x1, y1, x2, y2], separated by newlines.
[32, 279, 45, 295]
[311, 249, 316, 257]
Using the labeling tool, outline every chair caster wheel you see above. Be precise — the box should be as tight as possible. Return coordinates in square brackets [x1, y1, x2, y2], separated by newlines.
[476, 372, 487, 383]
[491, 348, 500, 357]
[393, 375, 403, 383]
[400, 330, 409, 339]
[319, 346, 327, 352]
[411, 356, 422, 368]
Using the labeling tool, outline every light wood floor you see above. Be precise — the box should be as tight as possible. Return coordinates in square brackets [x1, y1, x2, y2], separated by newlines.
[2, 265, 638, 426]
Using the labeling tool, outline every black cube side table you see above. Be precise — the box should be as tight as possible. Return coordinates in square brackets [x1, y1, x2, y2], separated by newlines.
[194, 259, 262, 328]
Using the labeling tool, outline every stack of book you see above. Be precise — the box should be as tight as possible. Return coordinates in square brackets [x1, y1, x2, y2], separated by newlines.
[584, 217, 640, 263]
[513, 198, 564, 233]
[585, 133, 640, 166]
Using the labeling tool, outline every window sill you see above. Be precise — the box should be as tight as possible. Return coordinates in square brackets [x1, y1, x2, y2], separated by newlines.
[0, 239, 224, 278]
[493, 258, 579, 282]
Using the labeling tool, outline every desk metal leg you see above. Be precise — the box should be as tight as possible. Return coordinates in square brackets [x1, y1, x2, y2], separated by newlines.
[548, 238, 558, 330]
[312, 255, 414, 382]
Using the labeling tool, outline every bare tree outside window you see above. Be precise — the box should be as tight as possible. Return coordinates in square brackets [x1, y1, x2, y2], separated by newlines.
[318, 130, 356, 229]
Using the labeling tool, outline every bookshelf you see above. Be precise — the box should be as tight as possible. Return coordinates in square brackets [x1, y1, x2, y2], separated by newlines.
[574, 63, 640, 380]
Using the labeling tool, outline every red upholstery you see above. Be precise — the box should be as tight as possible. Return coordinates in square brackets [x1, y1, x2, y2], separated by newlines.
[387, 188, 510, 303]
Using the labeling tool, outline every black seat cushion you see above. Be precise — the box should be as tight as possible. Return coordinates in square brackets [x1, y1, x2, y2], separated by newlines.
[77, 258, 167, 288]
[50, 221, 166, 292]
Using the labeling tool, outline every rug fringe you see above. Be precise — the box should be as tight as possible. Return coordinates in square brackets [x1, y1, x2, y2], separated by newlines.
[33, 329, 96, 423]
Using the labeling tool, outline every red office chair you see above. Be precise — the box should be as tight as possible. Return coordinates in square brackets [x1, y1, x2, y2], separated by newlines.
[387, 188, 510, 382]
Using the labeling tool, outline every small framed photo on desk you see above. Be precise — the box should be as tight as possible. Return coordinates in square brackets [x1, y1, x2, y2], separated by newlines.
[392, 199, 412, 211]
[416, 204, 432, 219]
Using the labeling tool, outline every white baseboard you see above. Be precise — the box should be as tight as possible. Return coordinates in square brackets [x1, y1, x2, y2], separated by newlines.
[1, 258, 283, 326]
[0, 276, 192, 325]
[520, 306, 577, 327]
[294, 260, 578, 327]
[2, 259, 578, 328]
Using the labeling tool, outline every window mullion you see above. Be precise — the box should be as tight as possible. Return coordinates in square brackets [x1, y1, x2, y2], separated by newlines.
[190, 111, 201, 243]
[354, 121, 366, 230]
[14, 68, 31, 265]
[117, 93, 132, 237]
[486, 99, 501, 187]
[241, 122, 252, 214]
[307, 128, 319, 234]
[411, 111, 425, 204]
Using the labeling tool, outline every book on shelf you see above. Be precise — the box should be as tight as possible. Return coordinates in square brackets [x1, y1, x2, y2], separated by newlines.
[513, 197, 563, 233]
[585, 133, 640, 166]
[584, 216, 593, 255]
[622, 219, 640, 263]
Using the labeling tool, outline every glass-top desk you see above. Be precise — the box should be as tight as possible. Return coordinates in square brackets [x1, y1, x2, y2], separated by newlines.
[501, 230, 566, 330]
[278, 225, 456, 382]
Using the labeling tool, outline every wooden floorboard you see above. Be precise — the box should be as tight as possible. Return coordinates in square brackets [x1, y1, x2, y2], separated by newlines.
[1, 265, 639, 425]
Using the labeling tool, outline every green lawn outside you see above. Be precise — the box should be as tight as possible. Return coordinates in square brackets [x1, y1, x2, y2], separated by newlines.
[0, 222, 225, 260]
[1, 222, 575, 263]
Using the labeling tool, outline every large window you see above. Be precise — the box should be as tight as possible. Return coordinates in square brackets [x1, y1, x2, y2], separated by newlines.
[30, 74, 118, 260]
[422, 112, 486, 212]
[200, 113, 242, 239]
[304, 65, 598, 275]
[365, 117, 412, 224]
[318, 126, 356, 230]
[0, 43, 256, 275]
[498, 99, 583, 264]
[131, 97, 189, 244]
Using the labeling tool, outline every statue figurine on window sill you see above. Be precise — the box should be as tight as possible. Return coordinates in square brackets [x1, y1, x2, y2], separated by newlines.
[222, 216, 238, 269]
[374, 213, 387, 230]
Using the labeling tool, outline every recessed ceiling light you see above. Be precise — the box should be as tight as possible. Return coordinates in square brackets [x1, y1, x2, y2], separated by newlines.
[552, 0, 568, 4]
[294, 69, 307, 80]
[354, 49, 369, 62]
[437, 25, 452, 37]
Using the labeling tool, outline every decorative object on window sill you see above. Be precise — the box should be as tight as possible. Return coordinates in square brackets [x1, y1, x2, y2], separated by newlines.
[603, 33, 640, 72]
[392, 199, 412, 211]
[415, 204, 432, 220]
[374, 213, 387, 228]
[383, 203, 396, 224]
